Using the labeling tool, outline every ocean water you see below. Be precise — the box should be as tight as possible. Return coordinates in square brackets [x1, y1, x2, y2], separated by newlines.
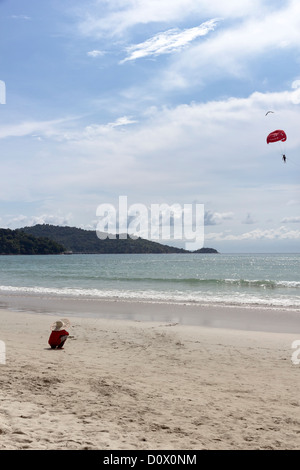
[0, 253, 299, 311]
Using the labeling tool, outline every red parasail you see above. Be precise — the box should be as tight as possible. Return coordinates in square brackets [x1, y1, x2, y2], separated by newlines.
[266, 129, 287, 144]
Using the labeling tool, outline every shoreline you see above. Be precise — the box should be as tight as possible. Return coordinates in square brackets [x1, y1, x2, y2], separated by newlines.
[0, 305, 300, 450]
[1, 292, 300, 334]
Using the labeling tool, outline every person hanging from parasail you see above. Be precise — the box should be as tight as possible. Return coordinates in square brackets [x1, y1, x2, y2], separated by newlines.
[266, 129, 287, 163]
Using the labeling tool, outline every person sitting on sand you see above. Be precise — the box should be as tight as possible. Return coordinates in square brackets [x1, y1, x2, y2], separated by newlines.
[48, 320, 69, 350]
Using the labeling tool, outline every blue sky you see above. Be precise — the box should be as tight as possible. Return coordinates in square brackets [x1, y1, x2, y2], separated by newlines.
[0, 0, 300, 252]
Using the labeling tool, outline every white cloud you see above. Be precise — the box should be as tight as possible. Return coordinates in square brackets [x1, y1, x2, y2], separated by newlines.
[206, 226, 300, 241]
[5, 214, 72, 230]
[2, 84, 300, 156]
[0, 117, 75, 140]
[205, 211, 234, 226]
[159, 0, 300, 88]
[291, 80, 300, 89]
[110, 116, 137, 127]
[120, 20, 219, 63]
[11, 15, 31, 20]
[281, 216, 300, 223]
[0, 114, 138, 142]
[87, 50, 105, 57]
[78, 0, 263, 38]
[286, 199, 300, 206]
[79, 116, 138, 140]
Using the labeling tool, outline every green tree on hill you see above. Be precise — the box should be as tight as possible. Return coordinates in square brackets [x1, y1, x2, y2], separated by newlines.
[0, 229, 65, 255]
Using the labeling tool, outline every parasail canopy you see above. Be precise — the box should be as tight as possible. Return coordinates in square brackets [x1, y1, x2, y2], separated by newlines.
[266, 129, 287, 144]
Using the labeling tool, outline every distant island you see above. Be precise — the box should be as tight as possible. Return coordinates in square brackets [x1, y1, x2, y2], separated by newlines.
[0, 224, 219, 255]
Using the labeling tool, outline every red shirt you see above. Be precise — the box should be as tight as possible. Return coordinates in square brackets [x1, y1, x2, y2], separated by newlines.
[48, 329, 69, 347]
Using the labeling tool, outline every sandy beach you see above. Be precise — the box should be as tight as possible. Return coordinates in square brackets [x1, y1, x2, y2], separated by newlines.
[0, 299, 300, 450]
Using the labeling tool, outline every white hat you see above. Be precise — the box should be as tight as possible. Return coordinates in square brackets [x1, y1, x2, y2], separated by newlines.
[51, 318, 70, 331]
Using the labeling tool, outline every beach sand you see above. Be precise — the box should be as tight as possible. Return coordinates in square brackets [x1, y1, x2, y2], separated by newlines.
[0, 299, 300, 450]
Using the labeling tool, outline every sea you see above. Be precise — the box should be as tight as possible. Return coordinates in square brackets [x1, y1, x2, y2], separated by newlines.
[0, 253, 299, 312]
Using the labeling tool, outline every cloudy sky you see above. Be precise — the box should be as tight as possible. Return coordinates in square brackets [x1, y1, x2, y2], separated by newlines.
[0, 0, 300, 252]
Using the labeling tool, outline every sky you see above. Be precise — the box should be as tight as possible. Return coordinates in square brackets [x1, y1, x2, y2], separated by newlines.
[0, 0, 300, 253]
